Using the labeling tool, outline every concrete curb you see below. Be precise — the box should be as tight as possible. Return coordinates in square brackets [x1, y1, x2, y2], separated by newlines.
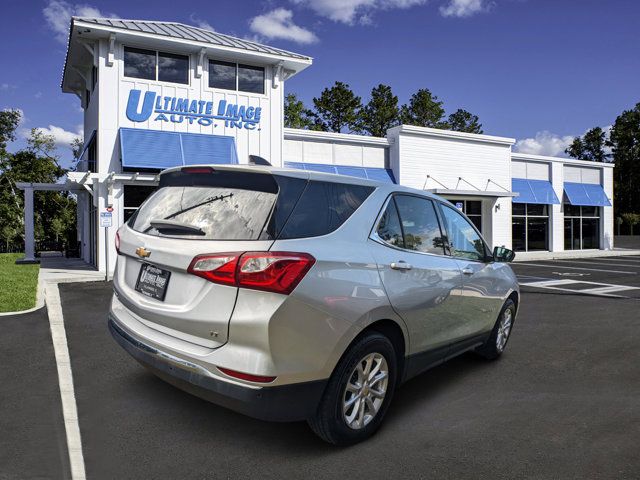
[514, 249, 640, 262]
[44, 279, 88, 480]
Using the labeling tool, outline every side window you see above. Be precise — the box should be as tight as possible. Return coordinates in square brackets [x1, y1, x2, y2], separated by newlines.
[278, 181, 374, 239]
[376, 200, 403, 248]
[440, 204, 487, 261]
[394, 195, 446, 255]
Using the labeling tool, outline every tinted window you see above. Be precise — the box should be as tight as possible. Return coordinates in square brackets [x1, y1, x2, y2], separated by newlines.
[124, 47, 156, 80]
[279, 181, 374, 239]
[130, 186, 276, 240]
[158, 52, 189, 84]
[209, 60, 236, 90]
[238, 64, 264, 94]
[441, 205, 486, 261]
[394, 195, 445, 255]
[376, 200, 403, 248]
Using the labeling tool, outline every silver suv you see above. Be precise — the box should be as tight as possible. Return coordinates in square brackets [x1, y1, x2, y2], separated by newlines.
[110, 164, 519, 445]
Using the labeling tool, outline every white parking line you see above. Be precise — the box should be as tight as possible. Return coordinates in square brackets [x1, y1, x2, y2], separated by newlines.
[44, 282, 86, 480]
[519, 278, 640, 297]
[543, 259, 640, 268]
[515, 263, 638, 275]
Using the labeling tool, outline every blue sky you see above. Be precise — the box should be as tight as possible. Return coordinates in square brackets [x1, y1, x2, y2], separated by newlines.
[1, 0, 639, 167]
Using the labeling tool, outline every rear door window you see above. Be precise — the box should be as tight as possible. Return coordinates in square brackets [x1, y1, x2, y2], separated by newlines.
[278, 181, 374, 239]
[376, 200, 404, 248]
[393, 195, 446, 255]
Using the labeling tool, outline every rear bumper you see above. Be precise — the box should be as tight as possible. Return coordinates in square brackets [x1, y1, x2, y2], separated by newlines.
[108, 316, 327, 422]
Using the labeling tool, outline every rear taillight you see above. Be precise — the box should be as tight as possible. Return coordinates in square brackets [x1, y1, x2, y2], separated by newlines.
[115, 231, 121, 254]
[187, 251, 315, 295]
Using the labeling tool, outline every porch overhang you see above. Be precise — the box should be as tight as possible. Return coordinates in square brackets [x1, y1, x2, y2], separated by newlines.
[426, 188, 519, 198]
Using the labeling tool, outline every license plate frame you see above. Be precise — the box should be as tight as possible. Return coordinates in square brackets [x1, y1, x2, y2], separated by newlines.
[135, 263, 171, 301]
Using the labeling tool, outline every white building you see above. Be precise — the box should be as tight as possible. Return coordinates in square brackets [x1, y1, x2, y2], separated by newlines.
[22, 16, 613, 271]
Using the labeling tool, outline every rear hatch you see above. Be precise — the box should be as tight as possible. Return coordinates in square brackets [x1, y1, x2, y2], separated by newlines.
[114, 166, 308, 349]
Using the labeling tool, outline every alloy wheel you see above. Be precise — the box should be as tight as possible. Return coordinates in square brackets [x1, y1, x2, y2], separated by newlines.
[342, 352, 389, 430]
[496, 308, 513, 353]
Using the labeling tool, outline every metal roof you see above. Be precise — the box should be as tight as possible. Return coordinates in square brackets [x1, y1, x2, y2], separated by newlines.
[74, 17, 312, 61]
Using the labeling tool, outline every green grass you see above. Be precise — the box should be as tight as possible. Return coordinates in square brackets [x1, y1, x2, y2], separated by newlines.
[0, 253, 40, 313]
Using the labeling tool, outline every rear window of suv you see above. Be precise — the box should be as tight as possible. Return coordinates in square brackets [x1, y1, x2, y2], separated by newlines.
[129, 169, 374, 240]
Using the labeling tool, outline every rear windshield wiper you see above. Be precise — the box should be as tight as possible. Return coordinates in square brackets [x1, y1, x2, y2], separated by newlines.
[147, 219, 206, 236]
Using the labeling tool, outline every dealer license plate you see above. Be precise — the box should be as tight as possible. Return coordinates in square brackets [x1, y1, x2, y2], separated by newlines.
[135, 263, 171, 301]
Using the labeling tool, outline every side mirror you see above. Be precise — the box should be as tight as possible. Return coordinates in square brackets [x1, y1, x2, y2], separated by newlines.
[493, 246, 516, 263]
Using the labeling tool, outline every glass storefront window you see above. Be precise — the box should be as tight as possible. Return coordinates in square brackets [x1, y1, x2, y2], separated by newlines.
[512, 203, 549, 252]
[443, 199, 482, 233]
[564, 204, 600, 249]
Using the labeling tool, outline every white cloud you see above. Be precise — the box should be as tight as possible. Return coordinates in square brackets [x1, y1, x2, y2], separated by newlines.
[439, 0, 492, 18]
[43, 0, 117, 43]
[514, 130, 574, 157]
[1, 83, 16, 91]
[189, 13, 215, 32]
[291, 0, 426, 25]
[249, 8, 318, 44]
[24, 124, 83, 149]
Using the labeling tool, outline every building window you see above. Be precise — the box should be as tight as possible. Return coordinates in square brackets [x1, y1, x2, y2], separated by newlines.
[564, 204, 600, 250]
[238, 64, 265, 94]
[123, 47, 189, 85]
[158, 52, 189, 84]
[124, 47, 156, 80]
[444, 199, 482, 233]
[91, 66, 97, 91]
[209, 60, 236, 90]
[86, 135, 97, 172]
[123, 185, 157, 223]
[512, 203, 549, 252]
[209, 60, 265, 94]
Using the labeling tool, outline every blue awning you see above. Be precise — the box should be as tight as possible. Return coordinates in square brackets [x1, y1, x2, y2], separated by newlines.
[284, 162, 396, 183]
[511, 178, 560, 204]
[564, 182, 611, 206]
[119, 128, 238, 170]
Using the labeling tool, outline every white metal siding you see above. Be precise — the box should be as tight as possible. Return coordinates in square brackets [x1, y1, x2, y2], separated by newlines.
[564, 166, 601, 184]
[282, 137, 387, 167]
[511, 160, 549, 180]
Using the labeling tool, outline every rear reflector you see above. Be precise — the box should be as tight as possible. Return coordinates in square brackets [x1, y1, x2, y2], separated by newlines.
[187, 251, 315, 295]
[115, 230, 121, 254]
[217, 367, 276, 383]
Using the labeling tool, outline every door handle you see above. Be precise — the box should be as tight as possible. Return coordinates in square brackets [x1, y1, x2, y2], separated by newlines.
[390, 261, 412, 271]
[462, 268, 474, 275]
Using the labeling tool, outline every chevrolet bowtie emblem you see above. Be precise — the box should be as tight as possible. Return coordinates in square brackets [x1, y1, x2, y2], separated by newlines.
[135, 247, 151, 258]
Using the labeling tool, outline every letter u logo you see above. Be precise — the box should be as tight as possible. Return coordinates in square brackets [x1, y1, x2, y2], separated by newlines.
[126, 89, 155, 122]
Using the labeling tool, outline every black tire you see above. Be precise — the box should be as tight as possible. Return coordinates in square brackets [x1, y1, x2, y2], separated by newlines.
[308, 331, 398, 446]
[475, 298, 517, 360]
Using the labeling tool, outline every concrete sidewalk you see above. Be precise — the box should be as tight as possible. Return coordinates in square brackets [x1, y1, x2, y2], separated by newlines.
[514, 248, 640, 262]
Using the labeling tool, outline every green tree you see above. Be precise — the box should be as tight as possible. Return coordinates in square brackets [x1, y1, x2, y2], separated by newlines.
[609, 103, 640, 216]
[311, 81, 363, 133]
[621, 213, 640, 236]
[0, 111, 78, 252]
[565, 127, 608, 162]
[284, 93, 314, 129]
[400, 89, 446, 128]
[0, 109, 21, 151]
[445, 109, 483, 134]
[360, 84, 400, 137]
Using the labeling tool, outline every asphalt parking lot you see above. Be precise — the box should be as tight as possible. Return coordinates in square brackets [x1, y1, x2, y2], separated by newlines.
[5, 256, 640, 479]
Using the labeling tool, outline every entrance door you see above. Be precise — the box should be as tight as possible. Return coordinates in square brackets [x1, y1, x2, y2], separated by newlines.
[89, 206, 97, 266]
